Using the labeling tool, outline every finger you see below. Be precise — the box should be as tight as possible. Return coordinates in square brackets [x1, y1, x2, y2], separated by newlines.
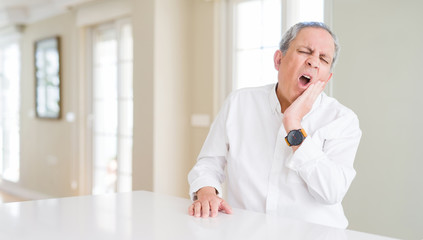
[209, 200, 220, 217]
[303, 83, 316, 96]
[308, 82, 323, 98]
[219, 200, 233, 214]
[296, 83, 316, 103]
[194, 201, 202, 217]
[311, 81, 326, 98]
[188, 204, 194, 216]
[201, 201, 210, 218]
[316, 80, 326, 91]
[305, 81, 324, 101]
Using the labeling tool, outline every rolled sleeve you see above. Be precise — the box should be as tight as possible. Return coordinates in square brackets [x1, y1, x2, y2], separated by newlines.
[284, 113, 362, 204]
[187, 94, 233, 200]
[286, 137, 324, 171]
[188, 157, 226, 200]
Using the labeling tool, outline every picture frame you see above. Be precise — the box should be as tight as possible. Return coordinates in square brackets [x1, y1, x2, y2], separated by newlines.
[34, 36, 62, 119]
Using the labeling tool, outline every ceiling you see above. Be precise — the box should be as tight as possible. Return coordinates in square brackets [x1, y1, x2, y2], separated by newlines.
[0, 0, 96, 28]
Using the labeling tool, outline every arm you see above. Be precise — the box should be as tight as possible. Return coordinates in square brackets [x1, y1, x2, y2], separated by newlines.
[283, 81, 361, 204]
[187, 96, 233, 217]
[286, 115, 361, 204]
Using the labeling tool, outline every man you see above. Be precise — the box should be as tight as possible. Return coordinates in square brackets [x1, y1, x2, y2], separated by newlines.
[187, 22, 361, 229]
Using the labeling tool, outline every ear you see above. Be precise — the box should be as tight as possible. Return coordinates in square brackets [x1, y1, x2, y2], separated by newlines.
[273, 50, 282, 71]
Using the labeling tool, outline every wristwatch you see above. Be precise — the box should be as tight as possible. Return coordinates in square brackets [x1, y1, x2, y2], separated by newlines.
[285, 129, 307, 146]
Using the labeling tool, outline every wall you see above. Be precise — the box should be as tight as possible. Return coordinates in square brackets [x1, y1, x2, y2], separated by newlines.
[20, 12, 79, 197]
[189, 0, 215, 178]
[5, 0, 195, 200]
[332, 0, 423, 239]
[132, 0, 155, 193]
[132, 0, 214, 198]
[152, 0, 191, 197]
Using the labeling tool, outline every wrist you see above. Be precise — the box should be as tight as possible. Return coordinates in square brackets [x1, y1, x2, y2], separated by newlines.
[283, 118, 301, 132]
[196, 186, 218, 198]
[285, 128, 307, 149]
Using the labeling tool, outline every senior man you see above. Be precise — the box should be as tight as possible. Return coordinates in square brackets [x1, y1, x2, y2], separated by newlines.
[188, 22, 361, 229]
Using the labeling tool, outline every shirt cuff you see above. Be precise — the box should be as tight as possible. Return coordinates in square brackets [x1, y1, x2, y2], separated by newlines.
[285, 137, 324, 171]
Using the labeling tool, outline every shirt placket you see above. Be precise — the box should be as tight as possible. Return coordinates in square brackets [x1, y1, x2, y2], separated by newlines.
[265, 122, 287, 215]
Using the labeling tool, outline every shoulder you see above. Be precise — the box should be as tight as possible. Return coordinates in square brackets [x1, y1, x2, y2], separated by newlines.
[217, 84, 275, 119]
[316, 93, 361, 136]
[227, 84, 275, 102]
[319, 93, 359, 120]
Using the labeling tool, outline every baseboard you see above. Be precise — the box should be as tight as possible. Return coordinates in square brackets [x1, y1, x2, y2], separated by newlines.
[0, 181, 52, 200]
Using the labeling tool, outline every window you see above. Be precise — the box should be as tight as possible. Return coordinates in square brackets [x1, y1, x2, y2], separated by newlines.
[0, 42, 20, 183]
[90, 19, 133, 194]
[229, 0, 324, 91]
[232, 0, 282, 90]
[295, 0, 324, 24]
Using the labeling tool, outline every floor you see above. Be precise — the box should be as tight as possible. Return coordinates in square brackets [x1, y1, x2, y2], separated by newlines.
[0, 190, 26, 203]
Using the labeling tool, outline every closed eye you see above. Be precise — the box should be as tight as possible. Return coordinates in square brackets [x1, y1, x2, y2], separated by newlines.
[298, 50, 311, 54]
[320, 57, 329, 64]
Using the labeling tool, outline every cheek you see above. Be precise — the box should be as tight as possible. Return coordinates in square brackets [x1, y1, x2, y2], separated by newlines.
[278, 70, 293, 86]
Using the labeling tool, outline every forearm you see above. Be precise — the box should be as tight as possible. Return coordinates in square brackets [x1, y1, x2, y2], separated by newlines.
[305, 163, 356, 204]
[286, 131, 361, 204]
[293, 151, 356, 204]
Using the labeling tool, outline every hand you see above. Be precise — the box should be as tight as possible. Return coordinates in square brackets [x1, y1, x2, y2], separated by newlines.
[188, 186, 232, 218]
[283, 81, 327, 132]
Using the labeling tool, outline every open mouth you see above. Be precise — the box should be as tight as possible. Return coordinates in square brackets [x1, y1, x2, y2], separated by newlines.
[299, 74, 311, 86]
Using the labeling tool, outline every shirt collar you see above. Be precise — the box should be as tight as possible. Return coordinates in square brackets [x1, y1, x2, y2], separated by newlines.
[268, 83, 323, 117]
[268, 83, 281, 115]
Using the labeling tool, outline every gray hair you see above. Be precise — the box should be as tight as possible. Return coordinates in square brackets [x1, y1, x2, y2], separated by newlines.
[279, 22, 340, 71]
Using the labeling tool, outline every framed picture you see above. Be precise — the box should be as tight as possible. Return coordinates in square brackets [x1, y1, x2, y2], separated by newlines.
[34, 36, 61, 119]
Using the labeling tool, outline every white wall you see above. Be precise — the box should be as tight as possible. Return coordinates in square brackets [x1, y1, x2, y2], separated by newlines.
[153, 0, 191, 197]
[74, 0, 194, 198]
[189, 0, 215, 173]
[19, 12, 79, 198]
[132, 0, 155, 193]
[130, 0, 197, 198]
[3, 0, 195, 199]
[332, 0, 423, 239]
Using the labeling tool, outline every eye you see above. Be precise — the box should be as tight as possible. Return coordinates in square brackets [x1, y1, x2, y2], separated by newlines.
[298, 50, 310, 54]
[320, 57, 329, 64]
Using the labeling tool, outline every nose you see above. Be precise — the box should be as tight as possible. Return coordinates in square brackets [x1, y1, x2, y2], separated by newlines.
[306, 56, 319, 69]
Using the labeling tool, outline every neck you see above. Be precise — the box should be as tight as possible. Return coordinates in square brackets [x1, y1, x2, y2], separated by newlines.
[275, 84, 292, 113]
[279, 96, 291, 114]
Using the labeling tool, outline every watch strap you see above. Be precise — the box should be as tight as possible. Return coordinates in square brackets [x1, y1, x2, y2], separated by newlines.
[285, 129, 307, 146]
[300, 128, 307, 138]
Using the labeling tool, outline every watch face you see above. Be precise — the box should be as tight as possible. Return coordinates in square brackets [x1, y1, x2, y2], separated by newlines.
[287, 130, 304, 146]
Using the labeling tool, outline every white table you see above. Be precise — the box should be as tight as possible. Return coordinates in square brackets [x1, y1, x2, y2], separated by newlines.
[0, 191, 398, 240]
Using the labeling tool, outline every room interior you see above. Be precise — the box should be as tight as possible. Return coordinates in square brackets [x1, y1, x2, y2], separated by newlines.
[0, 0, 422, 239]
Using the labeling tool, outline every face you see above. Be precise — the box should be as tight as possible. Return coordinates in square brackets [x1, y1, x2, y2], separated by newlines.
[274, 27, 335, 106]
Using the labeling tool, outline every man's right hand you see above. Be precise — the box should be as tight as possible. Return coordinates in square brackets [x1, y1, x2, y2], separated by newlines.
[188, 186, 232, 218]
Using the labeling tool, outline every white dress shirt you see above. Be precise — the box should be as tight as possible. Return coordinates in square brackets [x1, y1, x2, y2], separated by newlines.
[188, 83, 362, 229]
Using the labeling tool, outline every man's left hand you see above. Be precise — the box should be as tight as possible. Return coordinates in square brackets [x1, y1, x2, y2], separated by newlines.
[283, 81, 327, 138]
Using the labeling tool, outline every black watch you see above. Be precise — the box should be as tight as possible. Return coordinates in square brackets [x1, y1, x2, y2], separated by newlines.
[285, 129, 307, 146]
